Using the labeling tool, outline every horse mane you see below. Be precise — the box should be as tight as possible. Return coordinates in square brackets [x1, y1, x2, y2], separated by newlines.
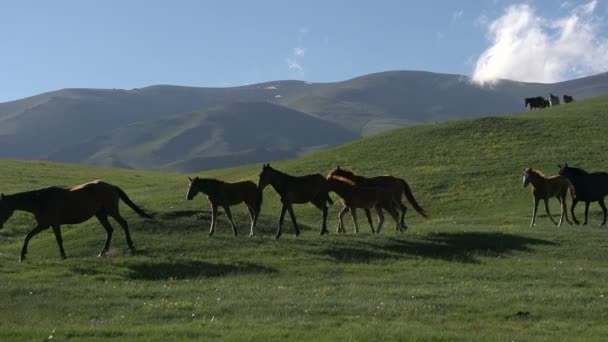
[329, 175, 356, 186]
[526, 168, 545, 177]
[564, 166, 588, 175]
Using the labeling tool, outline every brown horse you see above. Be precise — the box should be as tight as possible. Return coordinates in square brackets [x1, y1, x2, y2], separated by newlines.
[522, 168, 572, 227]
[187, 177, 262, 237]
[0, 180, 152, 262]
[327, 175, 401, 234]
[328, 167, 428, 229]
[258, 163, 333, 239]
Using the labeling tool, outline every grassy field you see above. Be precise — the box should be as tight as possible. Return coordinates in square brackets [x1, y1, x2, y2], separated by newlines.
[1, 97, 608, 340]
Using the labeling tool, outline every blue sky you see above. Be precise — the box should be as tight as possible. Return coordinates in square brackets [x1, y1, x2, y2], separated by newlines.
[1, 0, 607, 102]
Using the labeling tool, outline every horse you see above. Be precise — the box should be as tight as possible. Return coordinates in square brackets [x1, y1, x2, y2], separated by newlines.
[563, 95, 574, 103]
[326, 175, 401, 234]
[257, 163, 333, 239]
[558, 164, 608, 225]
[186, 177, 262, 237]
[549, 93, 560, 106]
[522, 168, 572, 227]
[525, 97, 546, 110]
[327, 167, 427, 229]
[0, 180, 152, 262]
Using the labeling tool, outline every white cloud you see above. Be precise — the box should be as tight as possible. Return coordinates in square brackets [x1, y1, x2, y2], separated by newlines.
[293, 47, 306, 56]
[286, 57, 302, 71]
[452, 10, 464, 22]
[472, 1, 608, 84]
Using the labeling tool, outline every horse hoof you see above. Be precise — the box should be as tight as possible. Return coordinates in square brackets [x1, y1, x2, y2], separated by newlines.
[61, 255, 67, 260]
[19, 256, 26, 263]
[275, 235, 281, 240]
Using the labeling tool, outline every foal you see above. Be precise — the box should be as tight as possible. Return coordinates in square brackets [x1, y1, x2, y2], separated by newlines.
[187, 177, 262, 237]
[327, 176, 401, 234]
[0, 180, 152, 262]
[258, 163, 333, 239]
[522, 168, 572, 227]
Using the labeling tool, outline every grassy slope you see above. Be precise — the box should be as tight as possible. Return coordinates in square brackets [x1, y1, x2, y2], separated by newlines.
[1, 97, 608, 340]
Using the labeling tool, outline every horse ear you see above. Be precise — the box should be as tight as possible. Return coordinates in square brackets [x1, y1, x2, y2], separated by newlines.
[337, 165, 341, 170]
[565, 163, 569, 167]
[1, 193, 4, 199]
[188, 177, 193, 182]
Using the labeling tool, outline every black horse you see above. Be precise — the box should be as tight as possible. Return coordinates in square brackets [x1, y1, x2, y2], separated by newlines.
[558, 164, 608, 225]
[525, 97, 548, 110]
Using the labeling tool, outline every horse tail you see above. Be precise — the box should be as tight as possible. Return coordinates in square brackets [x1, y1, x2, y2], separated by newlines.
[399, 178, 428, 218]
[115, 186, 153, 219]
[255, 186, 264, 216]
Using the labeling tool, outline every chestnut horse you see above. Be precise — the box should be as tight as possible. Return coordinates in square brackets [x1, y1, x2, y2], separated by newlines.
[187, 177, 262, 237]
[328, 167, 428, 229]
[258, 163, 333, 239]
[0, 180, 152, 262]
[522, 168, 572, 227]
[327, 175, 401, 234]
[558, 164, 608, 225]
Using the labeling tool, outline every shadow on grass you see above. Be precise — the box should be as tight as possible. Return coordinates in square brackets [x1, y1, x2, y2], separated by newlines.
[126, 260, 278, 280]
[158, 210, 214, 220]
[321, 232, 558, 264]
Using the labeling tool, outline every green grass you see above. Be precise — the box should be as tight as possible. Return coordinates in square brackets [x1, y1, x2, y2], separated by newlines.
[2, 97, 608, 340]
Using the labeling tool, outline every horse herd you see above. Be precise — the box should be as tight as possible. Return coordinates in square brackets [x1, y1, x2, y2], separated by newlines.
[525, 93, 574, 110]
[523, 164, 608, 227]
[2, 163, 606, 262]
[0, 164, 427, 261]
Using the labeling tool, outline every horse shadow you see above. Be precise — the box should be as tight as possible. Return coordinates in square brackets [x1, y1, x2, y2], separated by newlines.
[320, 232, 558, 264]
[125, 260, 278, 280]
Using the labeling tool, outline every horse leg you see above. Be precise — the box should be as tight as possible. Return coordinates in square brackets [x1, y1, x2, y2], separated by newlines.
[387, 206, 400, 232]
[364, 209, 375, 234]
[20, 224, 49, 262]
[96, 214, 114, 257]
[599, 199, 607, 226]
[544, 198, 558, 226]
[375, 207, 385, 233]
[583, 201, 590, 225]
[286, 205, 300, 237]
[246, 205, 256, 237]
[350, 208, 360, 234]
[571, 198, 580, 225]
[51, 225, 67, 259]
[223, 206, 238, 236]
[337, 207, 348, 233]
[209, 203, 219, 236]
[399, 201, 408, 230]
[557, 197, 564, 227]
[321, 205, 329, 236]
[561, 195, 572, 225]
[111, 214, 136, 253]
[530, 198, 539, 227]
[276, 203, 288, 240]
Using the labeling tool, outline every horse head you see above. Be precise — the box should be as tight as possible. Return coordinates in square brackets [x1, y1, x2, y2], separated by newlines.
[522, 168, 533, 187]
[258, 163, 273, 190]
[0, 193, 14, 229]
[186, 176, 200, 200]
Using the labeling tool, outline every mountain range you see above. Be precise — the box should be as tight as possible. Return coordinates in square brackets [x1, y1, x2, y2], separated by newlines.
[1, 70, 607, 172]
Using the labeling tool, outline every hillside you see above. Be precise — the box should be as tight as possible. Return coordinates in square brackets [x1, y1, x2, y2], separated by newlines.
[1, 96, 608, 340]
[1, 70, 607, 170]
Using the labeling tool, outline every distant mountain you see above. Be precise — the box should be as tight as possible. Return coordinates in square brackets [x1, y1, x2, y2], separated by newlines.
[1, 70, 607, 171]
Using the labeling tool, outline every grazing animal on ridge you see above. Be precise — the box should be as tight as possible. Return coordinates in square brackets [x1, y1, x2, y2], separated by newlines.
[0, 180, 152, 262]
[326, 175, 401, 234]
[525, 97, 547, 110]
[258, 163, 333, 239]
[187, 177, 262, 237]
[563, 95, 574, 103]
[327, 166, 427, 230]
[522, 168, 572, 227]
[549, 93, 560, 106]
[558, 164, 608, 225]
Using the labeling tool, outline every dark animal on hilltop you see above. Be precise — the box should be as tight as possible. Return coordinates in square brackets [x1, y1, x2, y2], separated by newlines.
[558, 164, 608, 225]
[187, 177, 262, 237]
[0, 180, 152, 262]
[326, 175, 401, 234]
[258, 163, 332, 239]
[327, 166, 427, 230]
[549, 93, 560, 106]
[522, 168, 572, 227]
[525, 97, 548, 110]
[563, 95, 574, 103]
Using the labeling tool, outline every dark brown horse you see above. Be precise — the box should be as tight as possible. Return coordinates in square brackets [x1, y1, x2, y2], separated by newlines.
[525, 96, 549, 110]
[522, 168, 572, 227]
[327, 175, 401, 234]
[0, 180, 152, 262]
[563, 95, 574, 103]
[558, 164, 608, 225]
[258, 163, 333, 239]
[187, 177, 262, 237]
[328, 167, 428, 229]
